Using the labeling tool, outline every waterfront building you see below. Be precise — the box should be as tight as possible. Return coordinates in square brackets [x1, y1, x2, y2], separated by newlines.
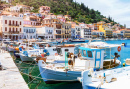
[75, 26, 81, 39]
[23, 26, 36, 39]
[43, 17, 62, 39]
[0, 15, 23, 40]
[113, 30, 121, 38]
[62, 23, 71, 38]
[71, 28, 76, 39]
[120, 29, 125, 38]
[104, 27, 113, 38]
[36, 26, 54, 40]
[92, 30, 104, 39]
[124, 28, 130, 38]
[81, 27, 92, 39]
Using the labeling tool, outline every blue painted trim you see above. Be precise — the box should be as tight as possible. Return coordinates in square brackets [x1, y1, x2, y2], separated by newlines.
[95, 50, 101, 68]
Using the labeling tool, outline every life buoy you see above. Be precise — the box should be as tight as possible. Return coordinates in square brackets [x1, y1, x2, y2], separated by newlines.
[117, 46, 121, 52]
[55, 53, 58, 56]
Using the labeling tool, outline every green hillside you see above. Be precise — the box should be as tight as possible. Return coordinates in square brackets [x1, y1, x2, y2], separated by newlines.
[12, 0, 117, 25]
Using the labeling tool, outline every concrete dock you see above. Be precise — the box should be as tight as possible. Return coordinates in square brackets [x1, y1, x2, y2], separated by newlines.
[0, 49, 29, 89]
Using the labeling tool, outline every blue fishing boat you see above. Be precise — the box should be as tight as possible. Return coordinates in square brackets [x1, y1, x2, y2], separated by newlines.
[38, 42, 121, 84]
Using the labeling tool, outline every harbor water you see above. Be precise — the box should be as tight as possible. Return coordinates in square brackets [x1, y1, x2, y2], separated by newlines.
[11, 40, 130, 89]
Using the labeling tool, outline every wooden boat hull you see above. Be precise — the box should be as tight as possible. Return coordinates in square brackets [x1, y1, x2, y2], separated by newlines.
[19, 53, 35, 62]
[38, 60, 81, 84]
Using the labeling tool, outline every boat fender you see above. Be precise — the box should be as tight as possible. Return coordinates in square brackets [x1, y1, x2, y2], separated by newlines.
[68, 60, 73, 65]
[36, 56, 42, 63]
[40, 58, 46, 63]
[78, 53, 81, 57]
[123, 63, 125, 67]
[41, 54, 44, 57]
[68, 53, 74, 58]
[67, 52, 70, 58]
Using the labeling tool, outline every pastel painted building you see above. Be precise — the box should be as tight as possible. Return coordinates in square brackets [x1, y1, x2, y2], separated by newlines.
[10, 4, 31, 13]
[0, 15, 23, 40]
[23, 26, 36, 39]
[43, 17, 62, 39]
[62, 23, 71, 38]
[71, 28, 75, 39]
[64, 15, 71, 21]
[24, 16, 41, 26]
[75, 26, 81, 39]
[39, 6, 50, 15]
[92, 30, 104, 38]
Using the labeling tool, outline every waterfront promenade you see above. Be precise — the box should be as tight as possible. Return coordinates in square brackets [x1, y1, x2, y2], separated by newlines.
[0, 49, 29, 89]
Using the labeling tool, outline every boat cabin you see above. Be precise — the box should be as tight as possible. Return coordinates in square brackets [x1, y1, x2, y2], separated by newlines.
[76, 47, 105, 70]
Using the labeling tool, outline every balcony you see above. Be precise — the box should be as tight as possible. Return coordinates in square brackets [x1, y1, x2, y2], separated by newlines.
[9, 31, 19, 34]
[9, 24, 19, 27]
[48, 32, 52, 34]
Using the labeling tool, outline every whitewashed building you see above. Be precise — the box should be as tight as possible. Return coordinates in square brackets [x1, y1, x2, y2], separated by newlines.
[75, 26, 81, 38]
[37, 26, 54, 40]
[81, 27, 92, 39]
[23, 26, 36, 39]
[0, 15, 23, 40]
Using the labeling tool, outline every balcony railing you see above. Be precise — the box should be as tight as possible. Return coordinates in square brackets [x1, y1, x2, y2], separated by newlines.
[9, 24, 19, 27]
[48, 32, 52, 34]
[9, 31, 19, 34]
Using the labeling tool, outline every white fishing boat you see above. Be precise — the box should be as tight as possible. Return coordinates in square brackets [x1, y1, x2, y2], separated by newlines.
[80, 66, 130, 89]
[38, 42, 121, 84]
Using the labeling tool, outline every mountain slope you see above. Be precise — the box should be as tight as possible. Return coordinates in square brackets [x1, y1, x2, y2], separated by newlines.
[13, 0, 117, 25]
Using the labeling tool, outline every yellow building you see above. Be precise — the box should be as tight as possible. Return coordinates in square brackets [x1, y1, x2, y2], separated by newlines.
[94, 21, 112, 38]
[62, 23, 71, 38]
[104, 27, 113, 38]
[124, 29, 130, 38]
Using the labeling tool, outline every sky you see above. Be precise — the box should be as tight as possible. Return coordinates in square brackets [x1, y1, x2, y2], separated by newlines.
[76, 0, 130, 28]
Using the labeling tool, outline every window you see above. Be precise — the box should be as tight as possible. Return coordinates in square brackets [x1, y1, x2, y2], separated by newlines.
[83, 50, 86, 56]
[5, 27, 7, 31]
[9, 20, 11, 25]
[16, 28, 18, 32]
[5, 20, 7, 24]
[9, 28, 11, 32]
[96, 52, 100, 59]
[20, 28, 21, 32]
[87, 51, 92, 57]
[16, 21, 18, 25]
[13, 21, 14, 24]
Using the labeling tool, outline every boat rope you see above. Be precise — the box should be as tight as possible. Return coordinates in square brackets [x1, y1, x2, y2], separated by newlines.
[7, 69, 79, 81]
[27, 67, 47, 85]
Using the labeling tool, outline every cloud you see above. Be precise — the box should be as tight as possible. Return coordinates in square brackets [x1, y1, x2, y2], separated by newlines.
[76, 0, 130, 27]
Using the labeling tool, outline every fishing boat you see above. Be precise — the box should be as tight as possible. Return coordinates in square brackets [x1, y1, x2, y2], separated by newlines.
[37, 42, 121, 84]
[80, 66, 130, 89]
[71, 39, 85, 42]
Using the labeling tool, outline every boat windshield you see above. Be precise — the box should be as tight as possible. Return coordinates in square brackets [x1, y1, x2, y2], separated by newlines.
[104, 47, 120, 60]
